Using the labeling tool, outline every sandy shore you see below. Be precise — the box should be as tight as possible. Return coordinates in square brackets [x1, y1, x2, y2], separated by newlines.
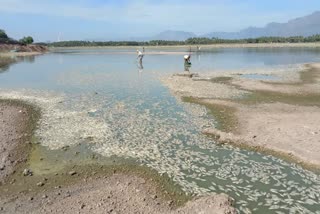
[50, 42, 320, 49]
[59, 51, 191, 55]
[0, 52, 43, 57]
[0, 100, 236, 214]
[162, 63, 320, 170]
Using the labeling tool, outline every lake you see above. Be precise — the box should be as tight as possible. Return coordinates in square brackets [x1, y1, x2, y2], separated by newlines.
[0, 47, 320, 213]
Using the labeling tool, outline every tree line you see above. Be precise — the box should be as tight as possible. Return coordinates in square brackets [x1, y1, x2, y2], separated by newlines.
[185, 35, 320, 44]
[49, 35, 320, 47]
[0, 29, 34, 45]
[49, 40, 185, 47]
[2, 27, 320, 47]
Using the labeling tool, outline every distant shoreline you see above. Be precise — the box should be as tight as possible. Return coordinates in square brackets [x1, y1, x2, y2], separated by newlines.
[50, 42, 320, 49]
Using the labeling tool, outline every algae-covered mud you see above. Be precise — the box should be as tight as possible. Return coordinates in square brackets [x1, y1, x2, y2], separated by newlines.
[1, 48, 320, 213]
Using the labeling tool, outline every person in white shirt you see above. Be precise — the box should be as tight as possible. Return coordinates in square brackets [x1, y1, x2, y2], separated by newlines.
[184, 54, 191, 64]
[137, 48, 144, 63]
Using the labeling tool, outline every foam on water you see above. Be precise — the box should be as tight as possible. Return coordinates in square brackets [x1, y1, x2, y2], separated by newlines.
[1, 88, 319, 213]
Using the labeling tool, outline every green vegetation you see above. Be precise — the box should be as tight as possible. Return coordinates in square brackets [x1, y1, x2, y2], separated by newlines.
[0, 29, 35, 45]
[185, 35, 320, 44]
[49, 40, 185, 47]
[0, 29, 8, 39]
[49, 34, 320, 47]
[0, 29, 18, 44]
[19, 36, 34, 45]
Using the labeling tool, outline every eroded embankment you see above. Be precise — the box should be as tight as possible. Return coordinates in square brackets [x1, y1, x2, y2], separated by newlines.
[0, 44, 47, 54]
[162, 63, 320, 172]
[0, 99, 236, 214]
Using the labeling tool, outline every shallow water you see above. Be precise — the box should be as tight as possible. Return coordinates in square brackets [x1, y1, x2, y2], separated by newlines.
[0, 47, 320, 213]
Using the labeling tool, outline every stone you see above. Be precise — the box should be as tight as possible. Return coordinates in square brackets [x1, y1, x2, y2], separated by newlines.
[68, 171, 77, 176]
[37, 182, 44, 187]
[23, 168, 33, 176]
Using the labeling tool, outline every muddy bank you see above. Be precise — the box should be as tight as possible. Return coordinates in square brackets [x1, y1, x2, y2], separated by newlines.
[162, 63, 320, 170]
[0, 44, 47, 57]
[1, 173, 235, 214]
[0, 100, 236, 214]
[201, 100, 320, 168]
[0, 100, 39, 184]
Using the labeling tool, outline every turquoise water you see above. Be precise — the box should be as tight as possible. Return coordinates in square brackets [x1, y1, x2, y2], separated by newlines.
[0, 47, 319, 213]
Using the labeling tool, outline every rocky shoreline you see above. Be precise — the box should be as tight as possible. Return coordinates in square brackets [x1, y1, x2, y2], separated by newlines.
[162, 63, 320, 171]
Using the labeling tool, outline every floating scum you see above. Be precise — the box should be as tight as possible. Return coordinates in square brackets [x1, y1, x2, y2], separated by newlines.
[0, 89, 319, 213]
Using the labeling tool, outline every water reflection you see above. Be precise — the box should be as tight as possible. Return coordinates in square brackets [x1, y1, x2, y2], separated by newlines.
[0, 55, 35, 73]
[137, 61, 144, 73]
[0, 57, 16, 73]
[184, 63, 191, 72]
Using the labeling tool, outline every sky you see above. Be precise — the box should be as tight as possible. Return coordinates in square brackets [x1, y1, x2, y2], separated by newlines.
[0, 0, 319, 42]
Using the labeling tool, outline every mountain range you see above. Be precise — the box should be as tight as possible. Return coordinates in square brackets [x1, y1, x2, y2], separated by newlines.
[149, 11, 320, 41]
[88, 11, 320, 41]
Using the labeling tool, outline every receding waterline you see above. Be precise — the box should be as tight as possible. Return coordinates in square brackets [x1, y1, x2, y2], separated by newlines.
[0, 48, 320, 213]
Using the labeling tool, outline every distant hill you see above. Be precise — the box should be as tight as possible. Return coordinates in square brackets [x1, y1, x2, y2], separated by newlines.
[88, 31, 196, 42]
[150, 30, 196, 41]
[204, 11, 320, 39]
[81, 11, 320, 42]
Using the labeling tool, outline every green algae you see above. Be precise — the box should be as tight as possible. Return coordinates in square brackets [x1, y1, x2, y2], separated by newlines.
[0, 99, 191, 208]
[209, 76, 233, 84]
[180, 65, 320, 172]
[237, 90, 320, 106]
[2, 143, 191, 207]
[182, 97, 238, 133]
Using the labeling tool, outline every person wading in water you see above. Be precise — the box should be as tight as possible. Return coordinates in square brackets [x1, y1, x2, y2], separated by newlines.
[137, 47, 145, 63]
[184, 46, 191, 64]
